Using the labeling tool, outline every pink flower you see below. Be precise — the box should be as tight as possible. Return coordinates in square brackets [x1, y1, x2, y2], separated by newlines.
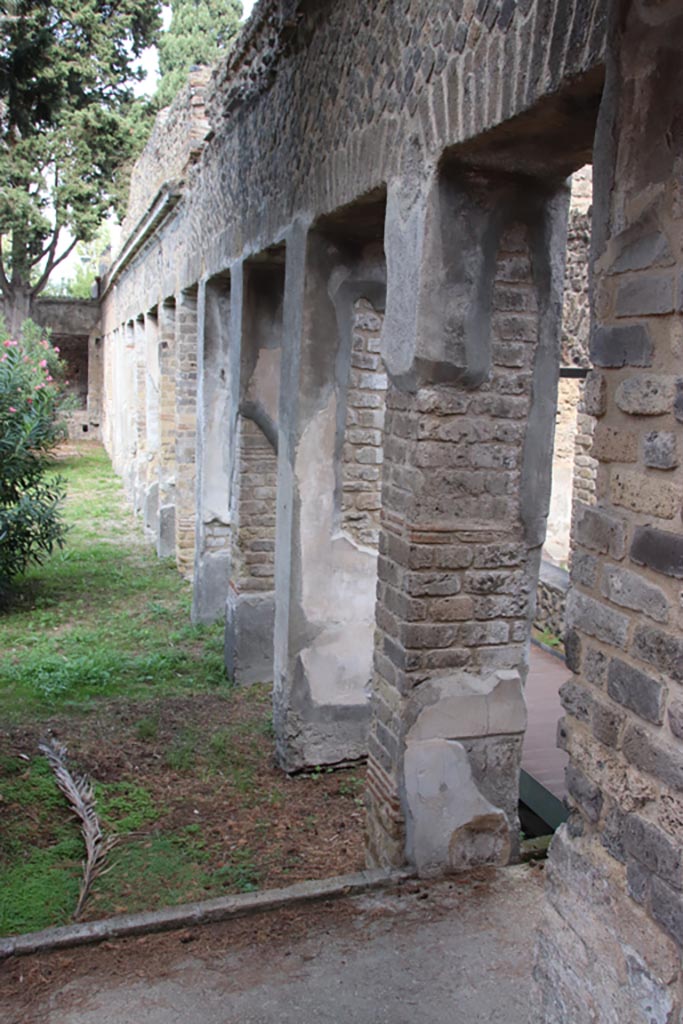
[39, 358, 47, 368]
[8, 406, 16, 412]
[41, 340, 48, 348]
[54, 346, 60, 353]
[46, 375, 53, 382]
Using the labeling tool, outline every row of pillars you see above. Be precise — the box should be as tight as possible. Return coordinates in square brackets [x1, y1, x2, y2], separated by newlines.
[102, 5, 683, 1012]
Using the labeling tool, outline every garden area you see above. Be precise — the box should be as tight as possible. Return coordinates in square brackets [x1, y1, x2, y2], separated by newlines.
[0, 443, 365, 938]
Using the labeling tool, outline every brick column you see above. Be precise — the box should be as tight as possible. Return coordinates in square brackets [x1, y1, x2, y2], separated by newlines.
[274, 223, 386, 770]
[366, 167, 569, 873]
[174, 287, 199, 578]
[192, 273, 233, 624]
[226, 259, 283, 685]
[132, 315, 147, 513]
[157, 298, 177, 558]
[536, 5, 683, 1020]
[143, 310, 161, 538]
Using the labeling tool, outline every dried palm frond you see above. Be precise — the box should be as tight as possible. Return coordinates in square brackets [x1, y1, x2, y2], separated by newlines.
[39, 738, 117, 920]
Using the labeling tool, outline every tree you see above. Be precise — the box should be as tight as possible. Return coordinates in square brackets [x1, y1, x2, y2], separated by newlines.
[156, 0, 242, 108]
[0, 1, 162, 334]
[0, 319, 68, 595]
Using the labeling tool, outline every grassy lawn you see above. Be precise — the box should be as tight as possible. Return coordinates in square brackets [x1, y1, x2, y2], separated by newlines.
[0, 443, 364, 937]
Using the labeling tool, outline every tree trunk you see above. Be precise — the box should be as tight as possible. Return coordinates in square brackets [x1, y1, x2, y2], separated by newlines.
[4, 286, 33, 338]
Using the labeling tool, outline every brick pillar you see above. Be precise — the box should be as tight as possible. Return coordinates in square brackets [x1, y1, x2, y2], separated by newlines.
[366, 166, 569, 873]
[226, 259, 282, 685]
[141, 310, 161, 537]
[157, 299, 177, 558]
[536, 5, 683, 1020]
[274, 223, 385, 770]
[133, 315, 147, 513]
[193, 273, 233, 624]
[174, 287, 199, 578]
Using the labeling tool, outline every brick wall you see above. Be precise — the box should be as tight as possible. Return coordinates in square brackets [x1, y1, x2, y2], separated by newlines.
[233, 416, 277, 593]
[341, 298, 386, 548]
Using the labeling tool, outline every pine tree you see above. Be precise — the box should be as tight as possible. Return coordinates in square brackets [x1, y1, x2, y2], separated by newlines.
[0, 1, 161, 332]
[156, 0, 242, 108]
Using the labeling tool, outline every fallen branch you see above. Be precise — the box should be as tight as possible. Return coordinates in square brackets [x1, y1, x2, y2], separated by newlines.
[39, 739, 117, 920]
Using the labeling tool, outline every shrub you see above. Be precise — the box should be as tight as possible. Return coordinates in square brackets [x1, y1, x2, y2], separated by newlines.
[0, 321, 69, 594]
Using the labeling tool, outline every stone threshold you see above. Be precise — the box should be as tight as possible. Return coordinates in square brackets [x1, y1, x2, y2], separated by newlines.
[0, 867, 413, 960]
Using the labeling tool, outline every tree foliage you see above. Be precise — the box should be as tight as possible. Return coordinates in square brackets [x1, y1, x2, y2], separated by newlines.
[0, 318, 69, 594]
[0, 1, 162, 329]
[156, 0, 242, 108]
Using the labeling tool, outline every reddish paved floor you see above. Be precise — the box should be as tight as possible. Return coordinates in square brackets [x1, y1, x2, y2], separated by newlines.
[522, 644, 569, 800]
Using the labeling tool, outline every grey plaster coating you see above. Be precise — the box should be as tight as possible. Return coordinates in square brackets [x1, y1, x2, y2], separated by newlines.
[225, 590, 275, 686]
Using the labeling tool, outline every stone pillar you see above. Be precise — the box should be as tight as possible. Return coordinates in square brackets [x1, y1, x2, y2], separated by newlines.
[86, 333, 103, 438]
[226, 259, 282, 684]
[143, 310, 161, 539]
[118, 321, 137, 497]
[157, 298, 177, 559]
[274, 223, 386, 770]
[174, 287, 199, 578]
[193, 273, 232, 624]
[365, 165, 570, 874]
[536, 5, 683, 1020]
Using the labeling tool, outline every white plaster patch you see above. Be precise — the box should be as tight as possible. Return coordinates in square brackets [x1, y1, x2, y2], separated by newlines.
[296, 396, 377, 625]
[247, 347, 280, 425]
[407, 670, 527, 742]
[301, 624, 373, 707]
[404, 738, 510, 876]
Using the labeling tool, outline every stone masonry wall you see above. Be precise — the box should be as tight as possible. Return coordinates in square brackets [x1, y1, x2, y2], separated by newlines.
[341, 298, 387, 549]
[536, 5, 683, 1018]
[233, 416, 277, 592]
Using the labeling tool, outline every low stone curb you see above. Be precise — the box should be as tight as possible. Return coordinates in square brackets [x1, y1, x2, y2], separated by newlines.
[0, 868, 413, 960]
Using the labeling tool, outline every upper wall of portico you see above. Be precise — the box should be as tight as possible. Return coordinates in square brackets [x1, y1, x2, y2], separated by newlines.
[101, 0, 607, 327]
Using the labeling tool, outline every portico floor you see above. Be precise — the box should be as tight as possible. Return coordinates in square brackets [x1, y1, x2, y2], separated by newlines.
[1, 866, 545, 1024]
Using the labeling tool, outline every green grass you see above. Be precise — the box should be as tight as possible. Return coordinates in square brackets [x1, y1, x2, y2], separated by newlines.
[0, 444, 228, 722]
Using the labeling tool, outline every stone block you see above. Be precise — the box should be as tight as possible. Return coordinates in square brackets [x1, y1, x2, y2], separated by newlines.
[566, 590, 629, 647]
[668, 701, 683, 740]
[592, 424, 637, 462]
[601, 564, 669, 623]
[559, 679, 593, 723]
[615, 273, 675, 317]
[573, 504, 626, 559]
[631, 525, 683, 580]
[607, 657, 666, 724]
[584, 646, 608, 686]
[625, 815, 682, 888]
[623, 723, 683, 791]
[610, 469, 679, 518]
[591, 700, 624, 749]
[609, 228, 673, 275]
[626, 860, 650, 905]
[633, 625, 683, 683]
[651, 877, 683, 946]
[570, 552, 598, 589]
[566, 765, 602, 823]
[590, 324, 653, 368]
[643, 431, 678, 470]
[583, 371, 607, 417]
[615, 375, 675, 416]
[564, 629, 581, 674]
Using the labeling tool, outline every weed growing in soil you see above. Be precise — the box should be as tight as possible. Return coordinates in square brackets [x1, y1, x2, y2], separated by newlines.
[0, 444, 365, 936]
